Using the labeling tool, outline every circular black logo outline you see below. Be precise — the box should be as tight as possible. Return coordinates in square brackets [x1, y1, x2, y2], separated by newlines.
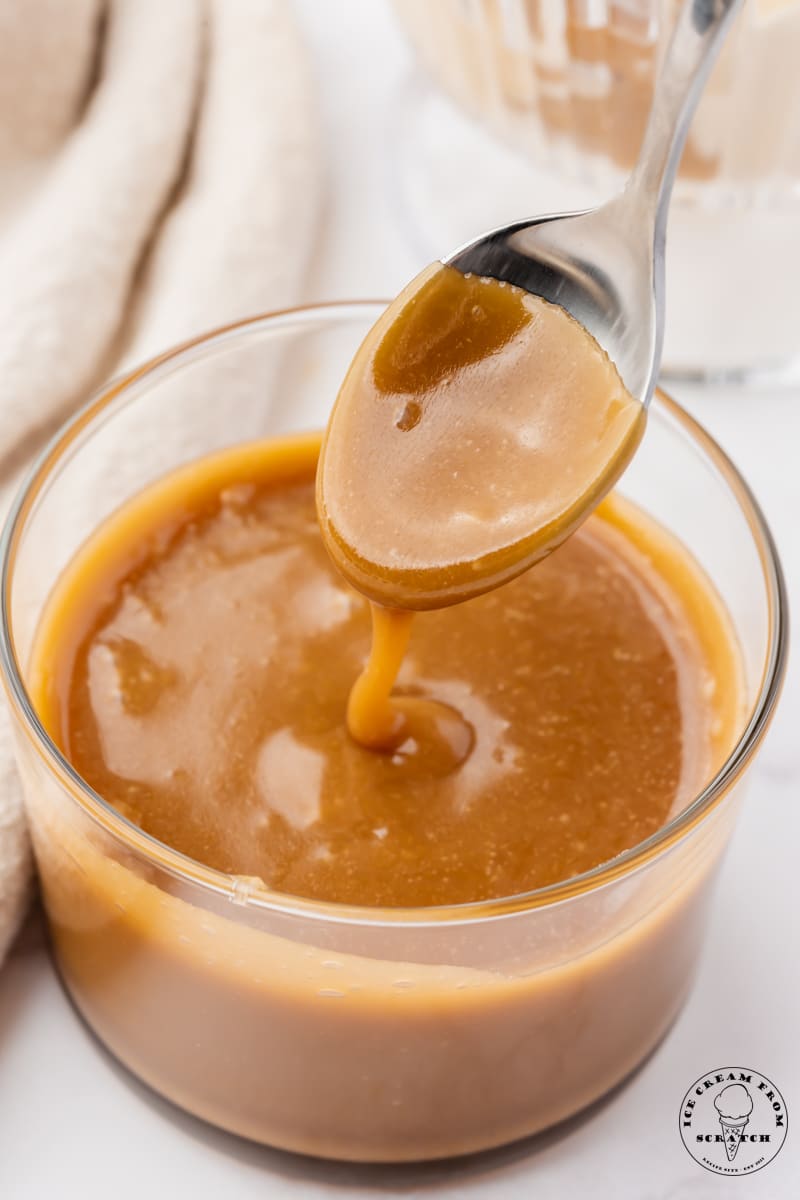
[678, 1066, 788, 1176]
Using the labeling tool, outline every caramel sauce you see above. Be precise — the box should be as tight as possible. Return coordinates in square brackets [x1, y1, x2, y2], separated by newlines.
[23, 263, 748, 1160]
[317, 265, 644, 610]
[32, 435, 740, 909]
[317, 265, 645, 756]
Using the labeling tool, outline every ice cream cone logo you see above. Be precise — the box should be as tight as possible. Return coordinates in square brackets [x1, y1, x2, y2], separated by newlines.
[714, 1084, 754, 1162]
[679, 1066, 788, 1176]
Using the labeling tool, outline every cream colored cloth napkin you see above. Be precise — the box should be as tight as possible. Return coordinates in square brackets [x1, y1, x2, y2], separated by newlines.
[0, 0, 320, 963]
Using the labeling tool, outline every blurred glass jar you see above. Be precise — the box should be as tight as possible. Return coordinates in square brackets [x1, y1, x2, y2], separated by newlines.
[391, 0, 800, 379]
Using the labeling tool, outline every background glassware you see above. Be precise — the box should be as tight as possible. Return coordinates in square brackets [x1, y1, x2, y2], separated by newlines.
[390, 0, 800, 380]
[0, 305, 786, 1160]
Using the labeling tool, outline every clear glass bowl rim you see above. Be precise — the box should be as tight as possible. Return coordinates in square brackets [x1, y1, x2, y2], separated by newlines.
[0, 302, 789, 928]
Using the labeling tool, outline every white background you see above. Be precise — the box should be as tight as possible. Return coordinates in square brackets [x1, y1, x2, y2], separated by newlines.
[2, 2, 798, 1196]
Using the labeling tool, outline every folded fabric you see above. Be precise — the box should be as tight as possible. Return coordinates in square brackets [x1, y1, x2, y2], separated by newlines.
[0, 0, 320, 964]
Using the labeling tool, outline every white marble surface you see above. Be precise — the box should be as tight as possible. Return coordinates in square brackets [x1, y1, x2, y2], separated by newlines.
[1, 2, 798, 1196]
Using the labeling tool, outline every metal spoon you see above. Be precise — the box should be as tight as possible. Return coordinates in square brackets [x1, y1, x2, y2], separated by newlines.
[447, 0, 742, 407]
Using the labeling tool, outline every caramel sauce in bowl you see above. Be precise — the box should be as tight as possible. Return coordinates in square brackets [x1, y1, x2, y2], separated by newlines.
[0, 306, 786, 1161]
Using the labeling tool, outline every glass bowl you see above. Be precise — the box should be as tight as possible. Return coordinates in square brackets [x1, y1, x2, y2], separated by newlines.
[0, 303, 787, 1161]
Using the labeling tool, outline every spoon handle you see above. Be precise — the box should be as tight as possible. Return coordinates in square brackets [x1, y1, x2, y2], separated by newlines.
[628, 0, 743, 233]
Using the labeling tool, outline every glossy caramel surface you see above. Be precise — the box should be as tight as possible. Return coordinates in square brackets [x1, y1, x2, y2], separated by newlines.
[34, 436, 740, 908]
[317, 264, 644, 610]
